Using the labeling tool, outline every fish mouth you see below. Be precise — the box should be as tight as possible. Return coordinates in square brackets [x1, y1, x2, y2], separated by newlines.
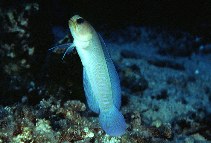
[68, 19, 76, 30]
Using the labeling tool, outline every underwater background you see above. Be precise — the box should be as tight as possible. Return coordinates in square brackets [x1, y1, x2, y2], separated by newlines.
[0, 0, 211, 142]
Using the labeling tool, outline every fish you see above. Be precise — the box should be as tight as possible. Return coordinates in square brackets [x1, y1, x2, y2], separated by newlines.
[51, 15, 126, 136]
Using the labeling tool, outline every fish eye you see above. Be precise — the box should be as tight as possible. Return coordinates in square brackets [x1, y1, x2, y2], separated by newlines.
[76, 18, 84, 24]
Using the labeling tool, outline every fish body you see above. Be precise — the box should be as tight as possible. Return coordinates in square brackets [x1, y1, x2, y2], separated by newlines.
[57, 15, 126, 136]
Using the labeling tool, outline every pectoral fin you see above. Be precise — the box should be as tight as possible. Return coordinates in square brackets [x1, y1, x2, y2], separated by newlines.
[48, 43, 75, 60]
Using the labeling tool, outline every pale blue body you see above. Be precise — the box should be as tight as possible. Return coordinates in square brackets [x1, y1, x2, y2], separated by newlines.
[51, 32, 126, 136]
[76, 34, 126, 136]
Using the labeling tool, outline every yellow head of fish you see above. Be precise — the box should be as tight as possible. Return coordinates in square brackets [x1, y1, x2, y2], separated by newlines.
[69, 15, 94, 42]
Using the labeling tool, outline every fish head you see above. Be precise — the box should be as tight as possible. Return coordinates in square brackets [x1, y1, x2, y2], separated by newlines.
[69, 15, 94, 42]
